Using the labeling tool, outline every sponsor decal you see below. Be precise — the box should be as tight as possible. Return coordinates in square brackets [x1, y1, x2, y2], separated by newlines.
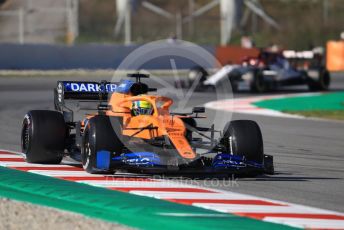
[212, 153, 247, 168]
[120, 152, 162, 166]
[63, 82, 117, 93]
[126, 157, 150, 164]
[57, 82, 63, 103]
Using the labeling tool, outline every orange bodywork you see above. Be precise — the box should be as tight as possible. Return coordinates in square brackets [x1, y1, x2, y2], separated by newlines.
[95, 92, 197, 160]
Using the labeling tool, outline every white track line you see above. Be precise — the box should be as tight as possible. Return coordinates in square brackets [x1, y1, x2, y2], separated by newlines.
[0, 154, 23, 158]
[0, 162, 77, 168]
[78, 180, 198, 188]
[193, 203, 339, 215]
[28, 170, 105, 177]
[129, 191, 257, 200]
[265, 218, 344, 229]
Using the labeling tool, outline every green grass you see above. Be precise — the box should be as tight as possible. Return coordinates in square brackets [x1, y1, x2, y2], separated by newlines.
[285, 110, 344, 121]
[254, 92, 344, 121]
[253, 92, 344, 111]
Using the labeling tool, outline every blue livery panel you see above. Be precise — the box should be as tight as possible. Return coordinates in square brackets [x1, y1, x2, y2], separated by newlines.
[55, 80, 138, 107]
[116, 80, 135, 94]
[212, 154, 264, 169]
[112, 152, 162, 167]
[62, 82, 118, 93]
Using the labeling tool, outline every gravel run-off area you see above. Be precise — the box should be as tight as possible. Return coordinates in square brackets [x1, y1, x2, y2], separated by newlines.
[0, 198, 133, 230]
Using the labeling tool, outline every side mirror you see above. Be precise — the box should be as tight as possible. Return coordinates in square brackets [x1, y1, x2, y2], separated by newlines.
[192, 107, 205, 114]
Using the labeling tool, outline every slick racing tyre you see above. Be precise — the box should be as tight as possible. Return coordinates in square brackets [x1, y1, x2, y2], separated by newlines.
[81, 115, 123, 174]
[307, 69, 330, 91]
[250, 70, 267, 93]
[21, 110, 66, 164]
[222, 120, 264, 163]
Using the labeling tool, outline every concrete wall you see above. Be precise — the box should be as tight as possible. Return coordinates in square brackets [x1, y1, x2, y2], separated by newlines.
[0, 43, 216, 70]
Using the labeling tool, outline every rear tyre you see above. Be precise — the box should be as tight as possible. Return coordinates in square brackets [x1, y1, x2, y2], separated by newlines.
[250, 71, 267, 93]
[81, 116, 123, 174]
[228, 71, 241, 93]
[21, 110, 66, 164]
[222, 120, 264, 163]
[308, 69, 330, 91]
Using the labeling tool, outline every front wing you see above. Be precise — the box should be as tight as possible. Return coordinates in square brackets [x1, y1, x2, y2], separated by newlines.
[95, 151, 274, 175]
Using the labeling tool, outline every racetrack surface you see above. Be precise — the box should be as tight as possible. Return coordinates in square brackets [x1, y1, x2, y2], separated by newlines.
[0, 72, 344, 216]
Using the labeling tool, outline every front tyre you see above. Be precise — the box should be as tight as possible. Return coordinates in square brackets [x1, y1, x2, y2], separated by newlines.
[81, 116, 123, 174]
[21, 110, 66, 164]
[308, 69, 330, 91]
[222, 120, 264, 163]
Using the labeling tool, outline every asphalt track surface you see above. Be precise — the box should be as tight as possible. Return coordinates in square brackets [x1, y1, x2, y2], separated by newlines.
[0, 73, 344, 214]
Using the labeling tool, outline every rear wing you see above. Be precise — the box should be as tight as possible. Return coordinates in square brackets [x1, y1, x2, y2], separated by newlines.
[54, 81, 118, 111]
[54, 76, 156, 118]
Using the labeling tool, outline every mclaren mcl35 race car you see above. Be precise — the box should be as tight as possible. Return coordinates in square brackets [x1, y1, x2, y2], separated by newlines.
[175, 50, 330, 93]
[21, 74, 274, 175]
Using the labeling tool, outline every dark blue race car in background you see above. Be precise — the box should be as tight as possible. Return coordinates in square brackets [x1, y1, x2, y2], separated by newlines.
[176, 50, 330, 93]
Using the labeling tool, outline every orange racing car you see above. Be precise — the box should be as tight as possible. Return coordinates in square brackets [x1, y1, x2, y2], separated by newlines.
[21, 74, 274, 175]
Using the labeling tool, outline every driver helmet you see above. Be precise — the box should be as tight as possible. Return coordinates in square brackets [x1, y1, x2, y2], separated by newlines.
[132, 100, 153, 116]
